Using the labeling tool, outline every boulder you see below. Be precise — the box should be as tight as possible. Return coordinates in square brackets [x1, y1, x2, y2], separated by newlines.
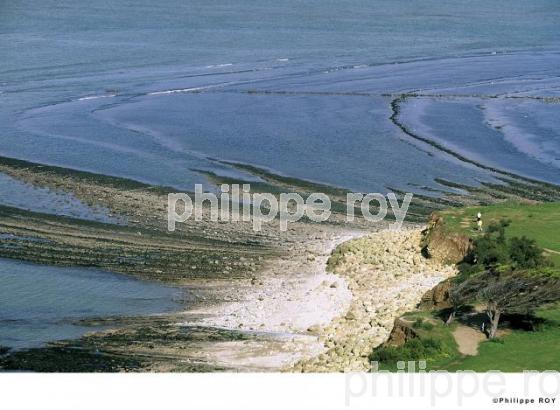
[383, 318, 418, 347]
[422, 213, 472, 264]
[418, 278, 453, 310]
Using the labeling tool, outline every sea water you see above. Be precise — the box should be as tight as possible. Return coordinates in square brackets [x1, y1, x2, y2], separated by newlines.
[0, 258, 183, 349]
[0, 0, 558, 194]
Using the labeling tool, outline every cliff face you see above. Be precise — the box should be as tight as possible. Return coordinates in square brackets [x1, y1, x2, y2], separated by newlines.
[418, 278, 453, 310]
[421, 213, 472, 265]
[290, 229, 456, 372]
[383, 318, 418, 347]
[373, 214, 465, 355]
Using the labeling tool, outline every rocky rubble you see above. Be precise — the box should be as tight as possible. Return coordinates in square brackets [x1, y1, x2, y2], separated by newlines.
[288, 228, 456, 372]
[180, 230, 358, 370]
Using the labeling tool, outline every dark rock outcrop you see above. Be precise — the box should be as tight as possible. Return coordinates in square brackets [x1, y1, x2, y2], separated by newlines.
[421, 213, 472, 265]
[383, 318, 418, 347]
[418, 278, 453, 310]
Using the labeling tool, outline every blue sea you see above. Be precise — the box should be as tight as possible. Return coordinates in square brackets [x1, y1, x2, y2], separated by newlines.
[1, 0, 559, 194]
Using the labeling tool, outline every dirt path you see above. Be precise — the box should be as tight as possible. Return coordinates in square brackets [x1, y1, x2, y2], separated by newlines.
[453, 325, 486, 356]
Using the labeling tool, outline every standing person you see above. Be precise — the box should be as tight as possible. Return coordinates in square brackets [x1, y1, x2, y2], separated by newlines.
[476, 212, 483, 231]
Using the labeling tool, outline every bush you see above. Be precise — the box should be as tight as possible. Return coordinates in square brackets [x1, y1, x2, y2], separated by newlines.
[369, 338, 444, 365]
[422, 322, 435, 330]
[413, 318, 424, 328]
[472, 235, 510, 268]
[462, 220, 548, 272]
[457, 261, 484, 277]
[370, 345, 401, 364]
[509, 236, 548, 268]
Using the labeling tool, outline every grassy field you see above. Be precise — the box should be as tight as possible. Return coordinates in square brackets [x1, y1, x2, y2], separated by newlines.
[439, 201, 560, 265]
[444, 306, 560, 372]
[377, 306, 560, 372]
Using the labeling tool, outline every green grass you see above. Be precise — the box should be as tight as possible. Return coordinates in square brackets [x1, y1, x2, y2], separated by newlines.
[441, 306, 560, 372]
[372, 311, 461, 371]
[373, 306, 560, 372]
[383, 201, 560, 372]
[440, 201, 560, 265]
[446, 327, 560, 372]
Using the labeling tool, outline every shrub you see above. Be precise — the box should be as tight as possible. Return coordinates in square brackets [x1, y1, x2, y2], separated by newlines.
[369, 338, 444, 365]
[462, 220, 549, 272]
[421, 322, 435, 330]
[472, 235, 509, 268]
[413, 318, 424, 328]
[370, 345, 401, 364]
[509, 236, 548, 268]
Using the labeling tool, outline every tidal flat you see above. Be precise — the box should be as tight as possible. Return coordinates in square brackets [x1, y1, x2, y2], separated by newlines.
[1, 152, 559, 372]
[0, 155, 365, 371]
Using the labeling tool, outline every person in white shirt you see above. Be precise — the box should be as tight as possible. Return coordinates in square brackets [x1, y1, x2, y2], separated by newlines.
[476, 212, 483, 231]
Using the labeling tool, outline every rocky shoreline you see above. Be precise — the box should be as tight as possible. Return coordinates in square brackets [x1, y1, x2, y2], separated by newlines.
[180, 231, 359, 370]
[289, 228, 456, 372]
[0, 155, 458, 372]
[0, 155, 369, 371]
[176, 227, 457, 372]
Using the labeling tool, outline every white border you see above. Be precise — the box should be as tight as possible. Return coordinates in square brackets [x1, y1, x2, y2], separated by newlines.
[1, 373, 559, 410]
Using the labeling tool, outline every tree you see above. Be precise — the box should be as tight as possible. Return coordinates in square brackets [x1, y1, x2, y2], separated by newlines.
[468, 220, 511, 269]
[451, 269, 560, 338]
[446, 276, 481, 325]
[448, 218, 557, 337]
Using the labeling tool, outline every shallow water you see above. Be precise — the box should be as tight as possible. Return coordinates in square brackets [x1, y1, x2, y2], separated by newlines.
[0, 173, 125, 223]
[398, 95, 560, 183]
[1, 0, 559, 194]
[0, 259, 183, 349]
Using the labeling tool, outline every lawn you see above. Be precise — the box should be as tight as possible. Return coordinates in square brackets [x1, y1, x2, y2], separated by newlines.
[439, 201, 560, 265]
[441, 306, 560, 372]
[375, 307, 560, 372]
